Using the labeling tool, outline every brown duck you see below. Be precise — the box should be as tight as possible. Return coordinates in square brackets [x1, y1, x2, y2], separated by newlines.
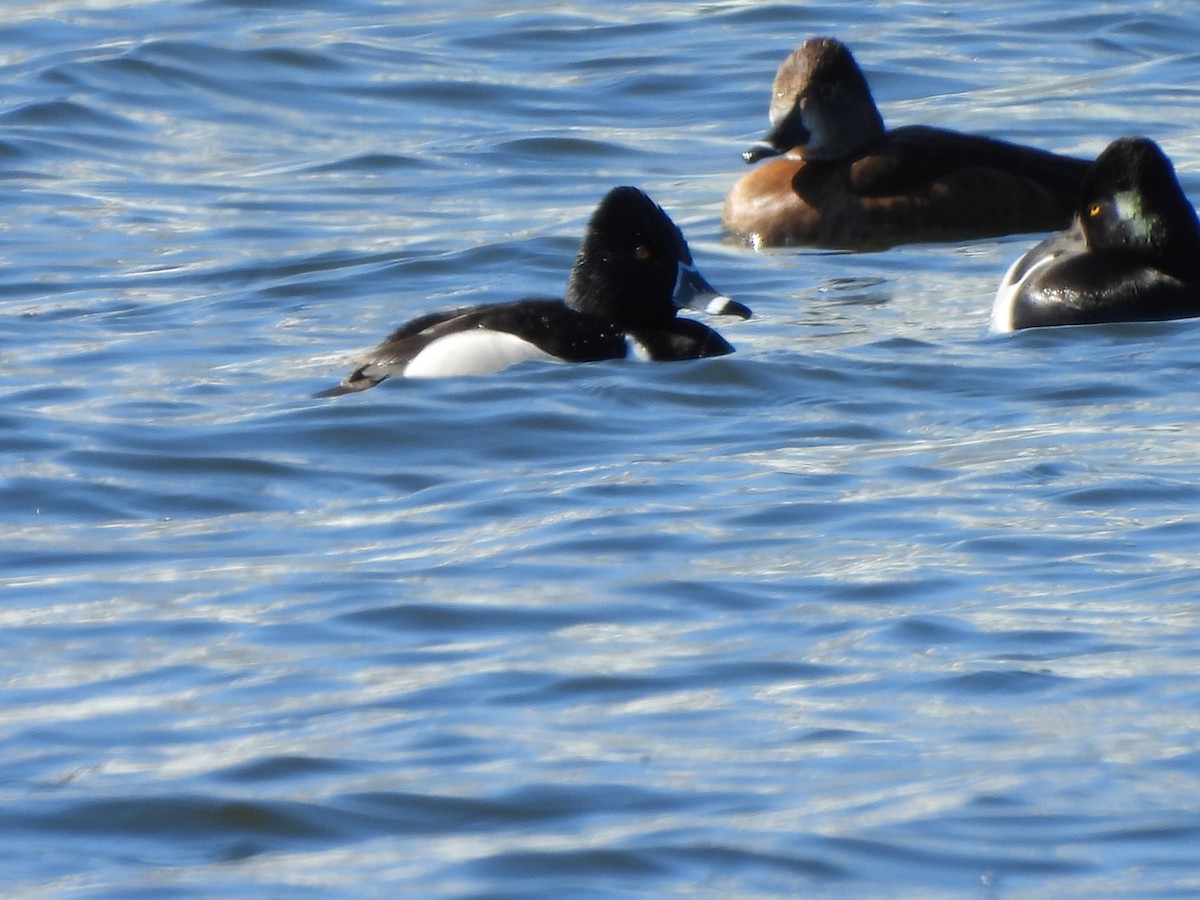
[723, 37, 1093, 250]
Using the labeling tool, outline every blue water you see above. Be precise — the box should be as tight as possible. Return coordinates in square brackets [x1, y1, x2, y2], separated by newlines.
[4, 1, 1200, 896]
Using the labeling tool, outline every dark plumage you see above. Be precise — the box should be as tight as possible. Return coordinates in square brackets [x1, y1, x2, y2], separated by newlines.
[992, 137, 1200, 331]
[317, 187, 748, 396]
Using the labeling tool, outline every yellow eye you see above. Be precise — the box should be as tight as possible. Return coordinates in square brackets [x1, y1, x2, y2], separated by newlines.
[1088, 203, 1103, 218]
[634, 245, 653, 261]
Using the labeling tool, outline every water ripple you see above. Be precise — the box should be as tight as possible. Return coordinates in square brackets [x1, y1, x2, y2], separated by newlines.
[4, 1, 1200, 897]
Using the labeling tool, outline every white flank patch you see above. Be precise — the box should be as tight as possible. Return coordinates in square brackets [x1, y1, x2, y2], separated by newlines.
[402, 330, 558, 378]
[990, 255, 1029, 334]
[990, 242, 1071, 333]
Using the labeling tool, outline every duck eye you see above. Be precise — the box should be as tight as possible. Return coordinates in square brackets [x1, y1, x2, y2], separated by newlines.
[633, 245, 653, 261]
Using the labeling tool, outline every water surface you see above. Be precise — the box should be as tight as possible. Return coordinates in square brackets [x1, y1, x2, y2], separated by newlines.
[3, 1, 1200, 896]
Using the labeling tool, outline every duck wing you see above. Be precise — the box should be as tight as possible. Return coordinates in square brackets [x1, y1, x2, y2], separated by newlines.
[849, 126, 1091, 198]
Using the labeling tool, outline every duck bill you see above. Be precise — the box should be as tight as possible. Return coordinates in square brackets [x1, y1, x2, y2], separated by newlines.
[673, 261, 750, 319]
[742, 107, 810, 164]
[742, 143, 782, 164]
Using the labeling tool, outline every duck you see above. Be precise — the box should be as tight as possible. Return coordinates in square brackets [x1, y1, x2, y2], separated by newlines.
[317, 186, 749, 396]
[991, 136, 1200, 332]
[723, 37, 1093, 250]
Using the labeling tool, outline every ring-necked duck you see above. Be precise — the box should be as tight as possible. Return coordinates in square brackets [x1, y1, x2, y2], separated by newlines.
[991, 136, 1200, 332]
[317, 186, 749, 396]
[723, 37, 1093, 249]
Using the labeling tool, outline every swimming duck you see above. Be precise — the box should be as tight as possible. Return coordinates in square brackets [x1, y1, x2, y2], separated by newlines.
[317, 186, 748, 395]
[991, 136, 1200, 331]
[723, 37, 1093, 249]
